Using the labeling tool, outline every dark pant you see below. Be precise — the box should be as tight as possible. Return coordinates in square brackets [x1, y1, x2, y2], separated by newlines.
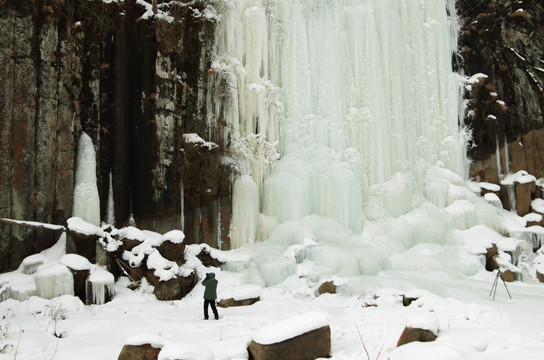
[204, 299, 218, 319]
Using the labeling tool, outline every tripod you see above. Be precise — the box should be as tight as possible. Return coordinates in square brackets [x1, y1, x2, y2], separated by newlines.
[489, 270, 512, 300]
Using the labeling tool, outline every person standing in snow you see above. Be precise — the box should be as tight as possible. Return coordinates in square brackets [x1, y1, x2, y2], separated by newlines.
[201, 272, 219, 320]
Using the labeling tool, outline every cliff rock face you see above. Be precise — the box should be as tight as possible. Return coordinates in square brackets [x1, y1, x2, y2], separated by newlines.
[457, 0, 544, 182]
[0, 0, 231, 272]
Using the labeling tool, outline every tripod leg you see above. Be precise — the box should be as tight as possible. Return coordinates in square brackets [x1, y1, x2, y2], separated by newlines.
[500, 273, 513, 299]
[489, 271, 499, 299]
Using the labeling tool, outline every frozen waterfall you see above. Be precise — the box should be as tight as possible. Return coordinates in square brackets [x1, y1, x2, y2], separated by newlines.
[211, 0, 469, 251]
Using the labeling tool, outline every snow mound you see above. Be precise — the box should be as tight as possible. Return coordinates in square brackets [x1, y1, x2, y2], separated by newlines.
[60, 254, 92, 271]
[126, 334, 166, 349]
[406, 313, 440, 335]
[67, 217, 105, 237]
[158, 342, 214, 360]
[219, 284, 262, 301]
[163, 230, 185, 244]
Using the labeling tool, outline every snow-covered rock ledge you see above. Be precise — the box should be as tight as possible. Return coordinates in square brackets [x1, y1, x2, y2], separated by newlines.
[248, 312, 331, 360]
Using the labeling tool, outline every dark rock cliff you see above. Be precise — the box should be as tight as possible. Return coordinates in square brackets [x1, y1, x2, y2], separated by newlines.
[0, 0, 232, 272]
[0, 0, 543, 272]
[457, 0, 544, 182]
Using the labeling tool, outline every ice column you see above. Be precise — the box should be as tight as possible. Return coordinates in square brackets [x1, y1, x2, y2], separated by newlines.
[73, 132, 101, 226]
[230, 175, 259, 247]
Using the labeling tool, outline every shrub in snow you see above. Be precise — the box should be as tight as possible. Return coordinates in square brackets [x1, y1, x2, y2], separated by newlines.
[248, 312, 331, 360]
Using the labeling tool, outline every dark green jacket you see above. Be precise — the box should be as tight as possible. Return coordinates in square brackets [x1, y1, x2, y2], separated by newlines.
[201, 273, 218, 300]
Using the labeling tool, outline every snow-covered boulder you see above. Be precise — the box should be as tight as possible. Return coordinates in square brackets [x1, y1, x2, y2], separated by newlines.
[218, 284, 262, 308]
[116, 226, 147, 251]
[158, 230, 186, 264]
[66, 217, 105, 263]
[397, 313, 439, 347]
[118, 335, 165, 360]
[248, 312, 330, 360]
[196, 245, 223, 268]
[145, 249, 197, 301]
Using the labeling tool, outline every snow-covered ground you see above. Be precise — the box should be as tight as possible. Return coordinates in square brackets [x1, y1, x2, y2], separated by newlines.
[1, 238, 543, 360]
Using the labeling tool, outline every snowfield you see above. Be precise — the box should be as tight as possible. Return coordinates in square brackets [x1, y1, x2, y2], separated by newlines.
[1, 239, 544, 360]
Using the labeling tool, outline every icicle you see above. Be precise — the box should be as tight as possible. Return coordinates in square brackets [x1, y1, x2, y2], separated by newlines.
[86, 266, 115, 305]
[106, 170, 115, 226]
[504, 135, 511, 174]
[496, 134, 502, 177]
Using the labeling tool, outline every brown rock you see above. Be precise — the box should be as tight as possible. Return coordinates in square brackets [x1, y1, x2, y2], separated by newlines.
[515, 181, 536, 217]
[402, 295, 418, 307]
[196, 247, 223, 268]
[118, 343, 161, 360]
[121, 238, 143, 252]
[397, 327, 437, 347]
[318, 281, 336, 295]
[66, 229, 99, 264]
[116, 258, 146, 282]
[536, 270, 544, 283]
[486, 245, 500, 271]
[248, 326, 331, 360]
[71, 269, 90, 303]
[218, 297, 259, 308]
[500, 269, 516, 282]
[158, 240, 185, 264]
[153, 270, 197, 301]
[179, 271, 198, 299]
[154, 277, 182, 301]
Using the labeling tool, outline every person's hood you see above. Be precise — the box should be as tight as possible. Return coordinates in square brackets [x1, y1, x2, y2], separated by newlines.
[208, 273, 215, 278]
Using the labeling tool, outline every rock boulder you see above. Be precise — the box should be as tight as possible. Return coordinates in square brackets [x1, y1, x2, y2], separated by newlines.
[397, 327, 437, 347]
[248, 313, 330, 360]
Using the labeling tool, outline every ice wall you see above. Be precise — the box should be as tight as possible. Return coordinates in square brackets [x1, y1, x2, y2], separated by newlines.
[211, 0, 468, 249]
[72, 132, 101, 226]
